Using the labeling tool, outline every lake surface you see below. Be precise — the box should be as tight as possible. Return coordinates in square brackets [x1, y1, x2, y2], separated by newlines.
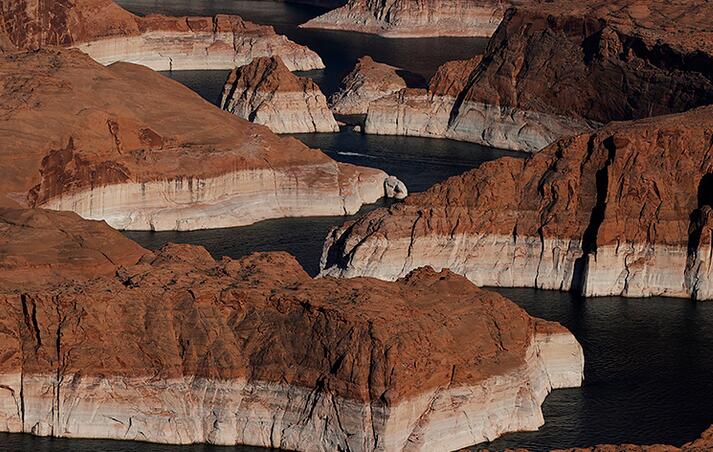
[6, 1, 712, 451]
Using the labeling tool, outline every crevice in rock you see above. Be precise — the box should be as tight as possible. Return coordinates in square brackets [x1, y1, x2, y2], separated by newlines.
[570, 135, 616, 295]
[684, 173, 713, 298]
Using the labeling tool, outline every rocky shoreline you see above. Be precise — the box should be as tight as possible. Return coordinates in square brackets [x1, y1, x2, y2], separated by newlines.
[1, 0, 324, 70]
[0, 208, 584, 450]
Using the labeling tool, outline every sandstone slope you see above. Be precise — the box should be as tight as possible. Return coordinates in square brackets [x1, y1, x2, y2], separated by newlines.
[0, 49, 404, 231]
[322, 105, 713, 300]
[221, 56, 339, 133]
[0, 208, 584, 451]
[364, 0, 713, 152]
[302, 0, 512, 38]
[330, 56, 407, 116]
[0, 0, 324, 70]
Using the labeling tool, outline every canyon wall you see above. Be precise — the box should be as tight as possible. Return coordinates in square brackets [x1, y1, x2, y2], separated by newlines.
[221, 56, 339, 134]
[362, 0, 713, 152]
[302, 0, 512, 38]
[322, 105, 713, 300]
[0, 208, 584, 450]
[0, 0, 324, 70]
[0, 49, 403, 231]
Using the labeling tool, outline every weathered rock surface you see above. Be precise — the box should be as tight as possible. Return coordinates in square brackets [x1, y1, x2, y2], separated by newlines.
[0, 208, 584, 451]
[0, 49, 404, 231]
[221, 56, 339, 133]
[330, 56, 407, 116]
[302, 0, 511, 38]
[0, 0, 324, 70]
[322, 105, 713, 300]
[364, 0, 713, 152]
[549, 425, 713, 452]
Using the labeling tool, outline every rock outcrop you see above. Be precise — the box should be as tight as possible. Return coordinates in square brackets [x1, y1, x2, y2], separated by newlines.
[0, 49, 404, 231]
[322, 105, 713, 300]
[364, 0, 713, 152]
[549, 425, 713, 452]
[221, 56, 339, 133]
[302, 0, 512, 38]
[330, 56, 407, 116]
[0, 0, 324, 70]
[0, 208, 584, 451]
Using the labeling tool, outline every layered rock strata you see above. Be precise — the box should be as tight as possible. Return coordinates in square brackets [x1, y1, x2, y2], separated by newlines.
[364, 0, 713, 152]
[0, 0, 323, 70]
[330, 56, 407, 116]
[0, 49, 404, 231]
[302, 0, 512, 38]
[221, 56, 339, 133]
[0, 208, 584, 450]
[322, 105, 713, 300]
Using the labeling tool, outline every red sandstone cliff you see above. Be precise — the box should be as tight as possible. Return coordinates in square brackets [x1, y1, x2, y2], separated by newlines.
[0, 49, 403, 231]
[221, 56, 339, 133]
[323, 105, 713, 299]
[363, 0, 713, 152]
[302, 0, 513, 37]
[0, 208, 584, 450]
[330, 56, 407, 116]
[0, 0, 324, 70]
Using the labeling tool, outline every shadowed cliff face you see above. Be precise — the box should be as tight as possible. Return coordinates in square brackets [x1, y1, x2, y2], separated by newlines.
[322, 105, 713, 299]
[461, 0, 713, 124]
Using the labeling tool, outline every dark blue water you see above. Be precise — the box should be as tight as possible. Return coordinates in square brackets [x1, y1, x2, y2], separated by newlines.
[6, 2, 712, 451]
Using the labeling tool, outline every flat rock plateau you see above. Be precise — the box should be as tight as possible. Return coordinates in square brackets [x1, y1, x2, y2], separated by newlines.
[0, 48, 404, 231]
[221, 56, 339, 133]
[0, 208, 584, 451]
[0, 0, 324, 70]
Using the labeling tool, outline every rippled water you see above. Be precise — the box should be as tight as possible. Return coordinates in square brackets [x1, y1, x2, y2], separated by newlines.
[7, 1, 713, 451]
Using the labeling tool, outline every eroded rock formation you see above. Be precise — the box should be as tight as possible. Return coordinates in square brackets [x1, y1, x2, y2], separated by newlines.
[330, 56, 407, 116]
[302, 0, 512, 38]
[364, 0, 713, 152]
[0, 0, 324, 70]
[0, 208, 584, 451]
[322, 105, 713, 300]
[0, 49, 404, 231]
[221, 56, 339, 133]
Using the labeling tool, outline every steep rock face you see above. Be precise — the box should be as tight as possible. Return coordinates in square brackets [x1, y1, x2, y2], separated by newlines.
[323, 105, 713, 300]
[548, 425, 713, 451]
[330, 56, 407, 116]
[364, 56, 487, 141]
[365, 0, 713, 152]
[0, 208, 584, 450]
[302, 0, 512, 38]
[0, 0, 324, 70]
[221, 56, 339, 133]
[0, 49, 404, 231]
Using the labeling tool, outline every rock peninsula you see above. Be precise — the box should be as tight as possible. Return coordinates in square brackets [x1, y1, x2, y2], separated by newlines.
[0, 49, 404, 231]
[0, 0, 324, 70]
[0, 207, 584, 451]
[330, 56, 407, 116]
[322, 105, 713, 300]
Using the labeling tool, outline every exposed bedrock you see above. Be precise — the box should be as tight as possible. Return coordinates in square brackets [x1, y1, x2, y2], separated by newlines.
[221, 56, 339, 134]
[322, 105, 713, 300]
[330, 56, 407, 116]
[0, 0, 324, 70]
[363, 0, 713, 152]
[0, 49, 403, 231]
[0, 208, 584, 450]
[301, 0, 513, 38]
